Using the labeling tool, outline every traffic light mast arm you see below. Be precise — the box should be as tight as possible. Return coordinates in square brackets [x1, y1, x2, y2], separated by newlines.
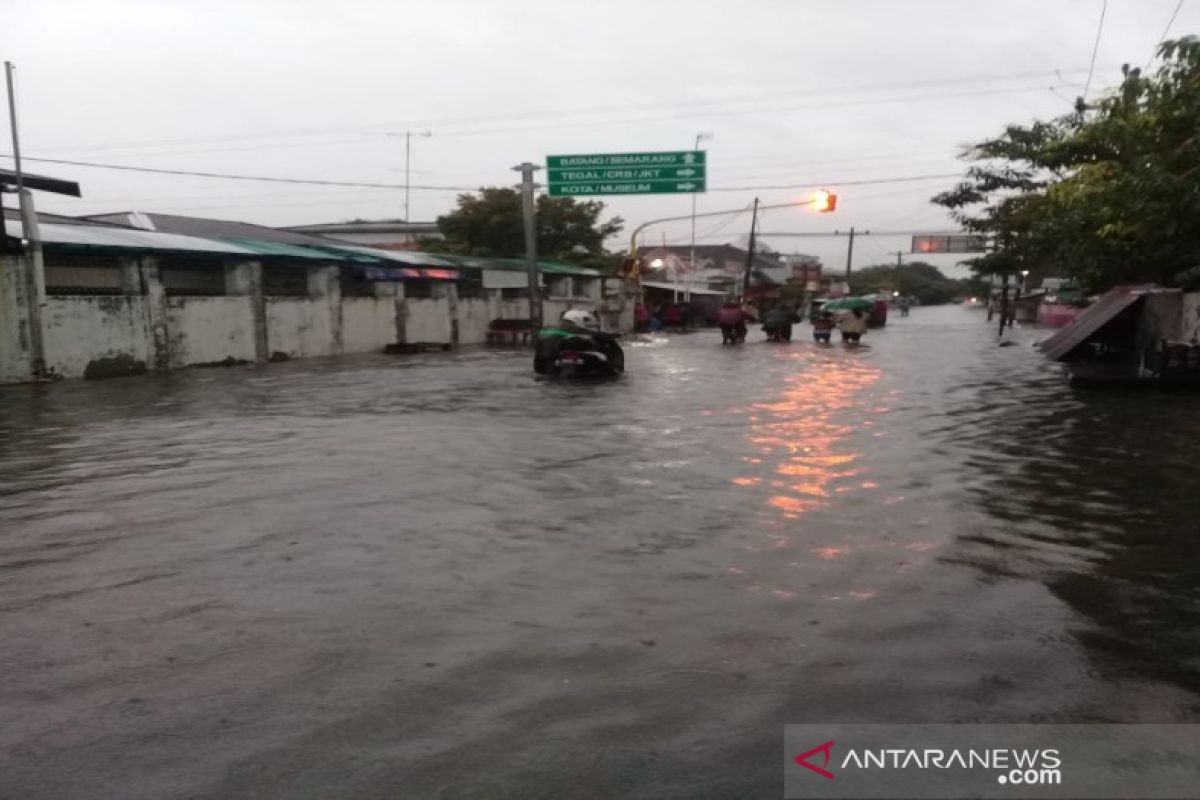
[628, 197, 820, 262]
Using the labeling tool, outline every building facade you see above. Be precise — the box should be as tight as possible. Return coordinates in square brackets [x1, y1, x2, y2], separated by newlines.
[1, 211, 631, 384]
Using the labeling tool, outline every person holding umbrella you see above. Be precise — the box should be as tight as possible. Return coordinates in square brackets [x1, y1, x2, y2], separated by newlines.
[811, 310, 835, 344]
[822, 297, 874, 344]
[838, 308, 868, 344]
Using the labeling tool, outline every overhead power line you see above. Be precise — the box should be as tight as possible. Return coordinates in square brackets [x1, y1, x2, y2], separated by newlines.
[0, 154, 478, 191]
[1084, 0, 1110, 100]
[36, 67, 1098, 157]
[707, 172, 962, 192]
[1147, 0, 1186, 67]
[4, 153, 961, 196]
[44, 83, 1078, 163]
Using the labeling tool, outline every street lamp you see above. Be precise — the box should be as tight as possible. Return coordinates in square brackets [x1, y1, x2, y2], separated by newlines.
[1020, 269, 1030, 292]
[687, 132, 713, 303]
[398, 130, 432, 243]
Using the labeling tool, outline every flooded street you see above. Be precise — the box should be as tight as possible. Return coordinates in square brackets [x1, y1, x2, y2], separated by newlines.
[2, 305, 1199, 799]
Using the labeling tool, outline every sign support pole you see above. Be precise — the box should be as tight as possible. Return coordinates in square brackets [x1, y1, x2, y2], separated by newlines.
[5, 61, 45, 379]
[514, 162, 543, 332]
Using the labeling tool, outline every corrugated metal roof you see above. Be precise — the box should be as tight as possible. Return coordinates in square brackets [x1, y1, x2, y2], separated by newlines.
[329, 248, 602, 276]
[334, 246, 460, 267]
[84, 212, 356, 249]
[214, 236, 345, 261]
[484, 257, 603, 277]
[1038, 287, 1151, 361]
[9, 210, 612, 276]
[4, 218, 256, 255]
[4, 208, 134, 227]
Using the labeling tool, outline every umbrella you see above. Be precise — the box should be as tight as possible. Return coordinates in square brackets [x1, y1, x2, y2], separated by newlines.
[820, 297, 875, 312]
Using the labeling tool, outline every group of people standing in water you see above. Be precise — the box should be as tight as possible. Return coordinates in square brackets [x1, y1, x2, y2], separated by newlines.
[715, 300, 869, 346]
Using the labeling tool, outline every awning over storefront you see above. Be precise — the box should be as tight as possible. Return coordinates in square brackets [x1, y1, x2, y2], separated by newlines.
[359, 266, 459, 281]
[1037, 287, 1152, 361]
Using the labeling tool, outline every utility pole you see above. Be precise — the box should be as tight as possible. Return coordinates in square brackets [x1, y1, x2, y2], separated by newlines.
[888, 250, 904, 267]
[1010, 274, 1022, 329]
[687, 132, 712, 303]
[998, 272, 1010, 337]
[844, 226, 856, 280]
[513, 162, 543, 331]
[742, 197, 760, 298]
[6, 61, 45, 378]
[404, 130, 431, 244]
[5, 63, 22, 198]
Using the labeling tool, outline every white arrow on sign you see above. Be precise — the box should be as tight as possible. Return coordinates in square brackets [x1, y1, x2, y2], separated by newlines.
[677, 168, 697, 177]
[677, 182, 697, 191]
[682, 153, 696, 165]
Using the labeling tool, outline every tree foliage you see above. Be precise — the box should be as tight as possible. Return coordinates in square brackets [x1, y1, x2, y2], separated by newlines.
[848, 262, 984, 305]
[420, 187, 623, 269]
[933, 37, 1200, 290]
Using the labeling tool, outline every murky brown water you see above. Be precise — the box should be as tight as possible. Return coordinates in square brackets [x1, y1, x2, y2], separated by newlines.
[2, 306, 1199, 799]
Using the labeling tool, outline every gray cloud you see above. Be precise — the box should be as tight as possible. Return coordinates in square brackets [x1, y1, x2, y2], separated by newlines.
[5, 0, 1194, 272]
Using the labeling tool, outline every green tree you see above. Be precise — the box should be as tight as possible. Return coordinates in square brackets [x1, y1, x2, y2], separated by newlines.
[422, 187, 623, 269]
[847, 262, 974, 305]
[933, 37, 1200, 291]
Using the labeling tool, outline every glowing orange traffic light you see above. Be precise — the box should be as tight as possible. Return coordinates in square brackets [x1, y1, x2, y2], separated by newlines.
[811, 189, 837, 213]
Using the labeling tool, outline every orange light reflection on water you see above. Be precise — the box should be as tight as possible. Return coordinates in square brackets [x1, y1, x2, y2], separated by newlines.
[733, 358, 882, 521]
[725, 354, 884, 602]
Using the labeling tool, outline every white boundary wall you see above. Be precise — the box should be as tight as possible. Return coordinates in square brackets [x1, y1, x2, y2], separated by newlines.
[0, 254, 631, 383]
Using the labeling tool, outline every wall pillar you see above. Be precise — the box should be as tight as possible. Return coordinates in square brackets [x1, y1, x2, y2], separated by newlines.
[309, 265, 342, 356]
[119, 256, 142, 295]
[393, 282, 407, 346]
[0, 254, 32, 383]
[486, 288, 502, 326]
[444, 282, 460, 346]
[226, 260, 268, 363]
[139, 256, 170, 372]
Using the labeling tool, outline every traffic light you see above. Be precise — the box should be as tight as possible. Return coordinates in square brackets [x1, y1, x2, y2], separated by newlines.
[811, 189, 837, 213]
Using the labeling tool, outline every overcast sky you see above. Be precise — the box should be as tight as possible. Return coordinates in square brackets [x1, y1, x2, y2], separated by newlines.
[4, 0, 1196, 273]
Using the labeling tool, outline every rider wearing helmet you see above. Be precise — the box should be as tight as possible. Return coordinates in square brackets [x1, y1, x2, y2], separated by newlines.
[534, 309, 621, 374]
[560, 308, 601, 333]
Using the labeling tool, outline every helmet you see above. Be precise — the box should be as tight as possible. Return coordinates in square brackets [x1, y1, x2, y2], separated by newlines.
[562, 309, 599, 331]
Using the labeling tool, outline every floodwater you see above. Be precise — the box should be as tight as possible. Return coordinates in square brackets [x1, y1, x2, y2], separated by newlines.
[2, 306, 1199, 799]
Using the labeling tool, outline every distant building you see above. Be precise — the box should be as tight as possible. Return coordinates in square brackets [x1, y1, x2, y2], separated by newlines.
[779, 253, 823, 287]
[284, 220, 442, 251]
[637, 244, 785, 294]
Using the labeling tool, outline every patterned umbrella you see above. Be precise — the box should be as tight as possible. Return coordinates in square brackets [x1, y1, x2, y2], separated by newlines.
[820, 297, 876, 312]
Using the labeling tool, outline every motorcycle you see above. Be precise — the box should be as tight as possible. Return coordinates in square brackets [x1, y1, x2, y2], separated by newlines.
[534, 330, 624, 378]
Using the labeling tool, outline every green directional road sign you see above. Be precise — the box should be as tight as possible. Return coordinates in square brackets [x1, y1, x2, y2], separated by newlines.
[546, 150, 706, 196]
